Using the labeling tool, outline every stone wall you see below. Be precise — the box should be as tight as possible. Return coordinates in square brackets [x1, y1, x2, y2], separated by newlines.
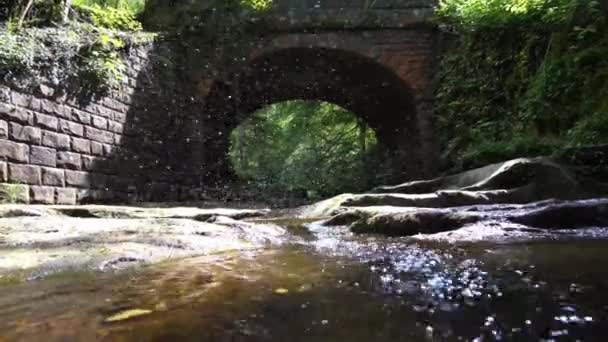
[0, 43, 168, 204]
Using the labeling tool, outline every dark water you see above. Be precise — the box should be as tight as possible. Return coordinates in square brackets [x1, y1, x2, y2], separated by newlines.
[1, 220, 608, 341]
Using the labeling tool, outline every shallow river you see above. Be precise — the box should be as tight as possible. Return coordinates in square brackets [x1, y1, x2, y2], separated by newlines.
[1, 219, 608, 341]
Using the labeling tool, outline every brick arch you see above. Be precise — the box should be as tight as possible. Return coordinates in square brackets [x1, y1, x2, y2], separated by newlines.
[198, 46, 423, 182]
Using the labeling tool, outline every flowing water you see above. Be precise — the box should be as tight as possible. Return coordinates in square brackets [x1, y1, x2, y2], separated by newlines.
[1, 218, 608, 341]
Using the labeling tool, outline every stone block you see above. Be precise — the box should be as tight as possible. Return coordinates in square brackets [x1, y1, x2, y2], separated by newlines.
[30, 186, 55, 204]
[113, 134, 123, 145]
[0, 103, 33, 125]
[57, 151, 81, 170]
[90, 141, 104, 156]
[85, 126, 114, 144]
[0, 120, 7, 138]
[82, 155, 97, 171]
[0, 161, 6, 182]
[30, 146, 56, 167]
[11, 92, 38, 110]
[59, 119, 84, 137]
[108, 120, 124, 134]
[9, 122, 41, 144]
[38, 84, 55, 97]
[65, 170, 90, 187]
[77, 189, 99, 203]
[35, 113, 59, 131]
[0, 140, 29, 162]
[40, 99, 69, 119]
[0, 183, 29, 203]
[102, 144, 114, 156]
[42, 131, 70, 150]
[8, 164, 40, 185]
[91, 115, 108, 130]
[0, 86, 9, 102]
[41, 167, 65, 186]
[56, 187, 76, 205]
[71, 109, 91, 125]
[71, 137, 91, 154]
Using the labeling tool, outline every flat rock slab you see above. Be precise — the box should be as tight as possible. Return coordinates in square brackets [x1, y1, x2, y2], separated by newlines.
[0, 204, 282, 278]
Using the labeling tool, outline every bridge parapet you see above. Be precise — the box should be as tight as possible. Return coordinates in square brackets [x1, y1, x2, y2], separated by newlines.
[143, 0, 436, 32]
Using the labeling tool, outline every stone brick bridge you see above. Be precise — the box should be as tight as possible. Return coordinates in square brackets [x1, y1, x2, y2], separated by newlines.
[0, 0, 440, 203]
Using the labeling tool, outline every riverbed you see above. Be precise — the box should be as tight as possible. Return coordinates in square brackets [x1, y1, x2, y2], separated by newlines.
[1, 217, 608, 341]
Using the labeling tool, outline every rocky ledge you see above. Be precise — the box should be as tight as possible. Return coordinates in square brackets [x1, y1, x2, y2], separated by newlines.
[302, 154, 608, 243]
[0, 205, 284, 278]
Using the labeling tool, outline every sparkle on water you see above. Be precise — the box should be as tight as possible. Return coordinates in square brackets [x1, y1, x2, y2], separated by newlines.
[1, 218, 608, 341]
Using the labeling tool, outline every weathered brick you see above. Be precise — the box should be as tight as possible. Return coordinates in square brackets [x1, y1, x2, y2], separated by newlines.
[38, 84, 55, 97]
[85, 126, 114, 144]
[59, 119, 84, 136]
[108, 121, 124, 134]
[90, 141, 104, 156]
[0, 161, 6, 182]
[0, 140, 29, 162]
[71, 109, 91, 125]
[112, 112, 126, 123]
[42, 131, 70, 150]
[0, 184, 29, 203]
[30, 146, 57, 167]
[11, 92, 39, 110]
[102, 144, 114, 156]
[0, 103, 34, 124]
[34, 112, 58, 130]
[0, 86, 9, 102]
[8, 164, 40, 185]
[57, 151, 81, 170]
[71, 137, 91, 154]
[95, 105, 113, 118]
[91, 115, 108, 130]
[56, 187, 76, 205]
[9, 122, 41, 144]
[66, 170, 90, 187]
[77, 189, 99, 203]
[0, 120, 7, 138]
[30, 186, 55, 204]
[41, 167, 64, 186]
[40, 99, 69, 119]
[82, 155, 96, 171]
[113, 134, 123, 145]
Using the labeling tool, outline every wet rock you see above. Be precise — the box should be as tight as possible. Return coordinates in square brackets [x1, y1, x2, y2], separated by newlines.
[323, 199, 608, 241]
[0, 204, 281, 277]
[508, 199, 608, 229]
[349, 209, 480, 236]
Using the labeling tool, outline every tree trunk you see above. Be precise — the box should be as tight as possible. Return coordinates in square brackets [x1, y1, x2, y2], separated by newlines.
[62, 0, 72, 24]
[16, 0, 34, 28]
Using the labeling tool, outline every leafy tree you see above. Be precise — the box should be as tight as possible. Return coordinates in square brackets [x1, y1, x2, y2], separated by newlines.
[229, 101, 384, 199]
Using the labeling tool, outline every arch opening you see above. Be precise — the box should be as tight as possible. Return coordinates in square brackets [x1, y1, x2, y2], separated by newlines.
[199, 47, 422, 189]
[228, 100, 390, 202]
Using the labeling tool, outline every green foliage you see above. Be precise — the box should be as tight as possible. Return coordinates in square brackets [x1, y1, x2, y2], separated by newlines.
[0, 23, 153, 92]
[240, 0, 273, 11]
[229, 101, 384, 198]
[78, 31, 127, 90]
[0, 184, 27, 204]
[73, 2, 143, 31]
[435, 0, 608, 170]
